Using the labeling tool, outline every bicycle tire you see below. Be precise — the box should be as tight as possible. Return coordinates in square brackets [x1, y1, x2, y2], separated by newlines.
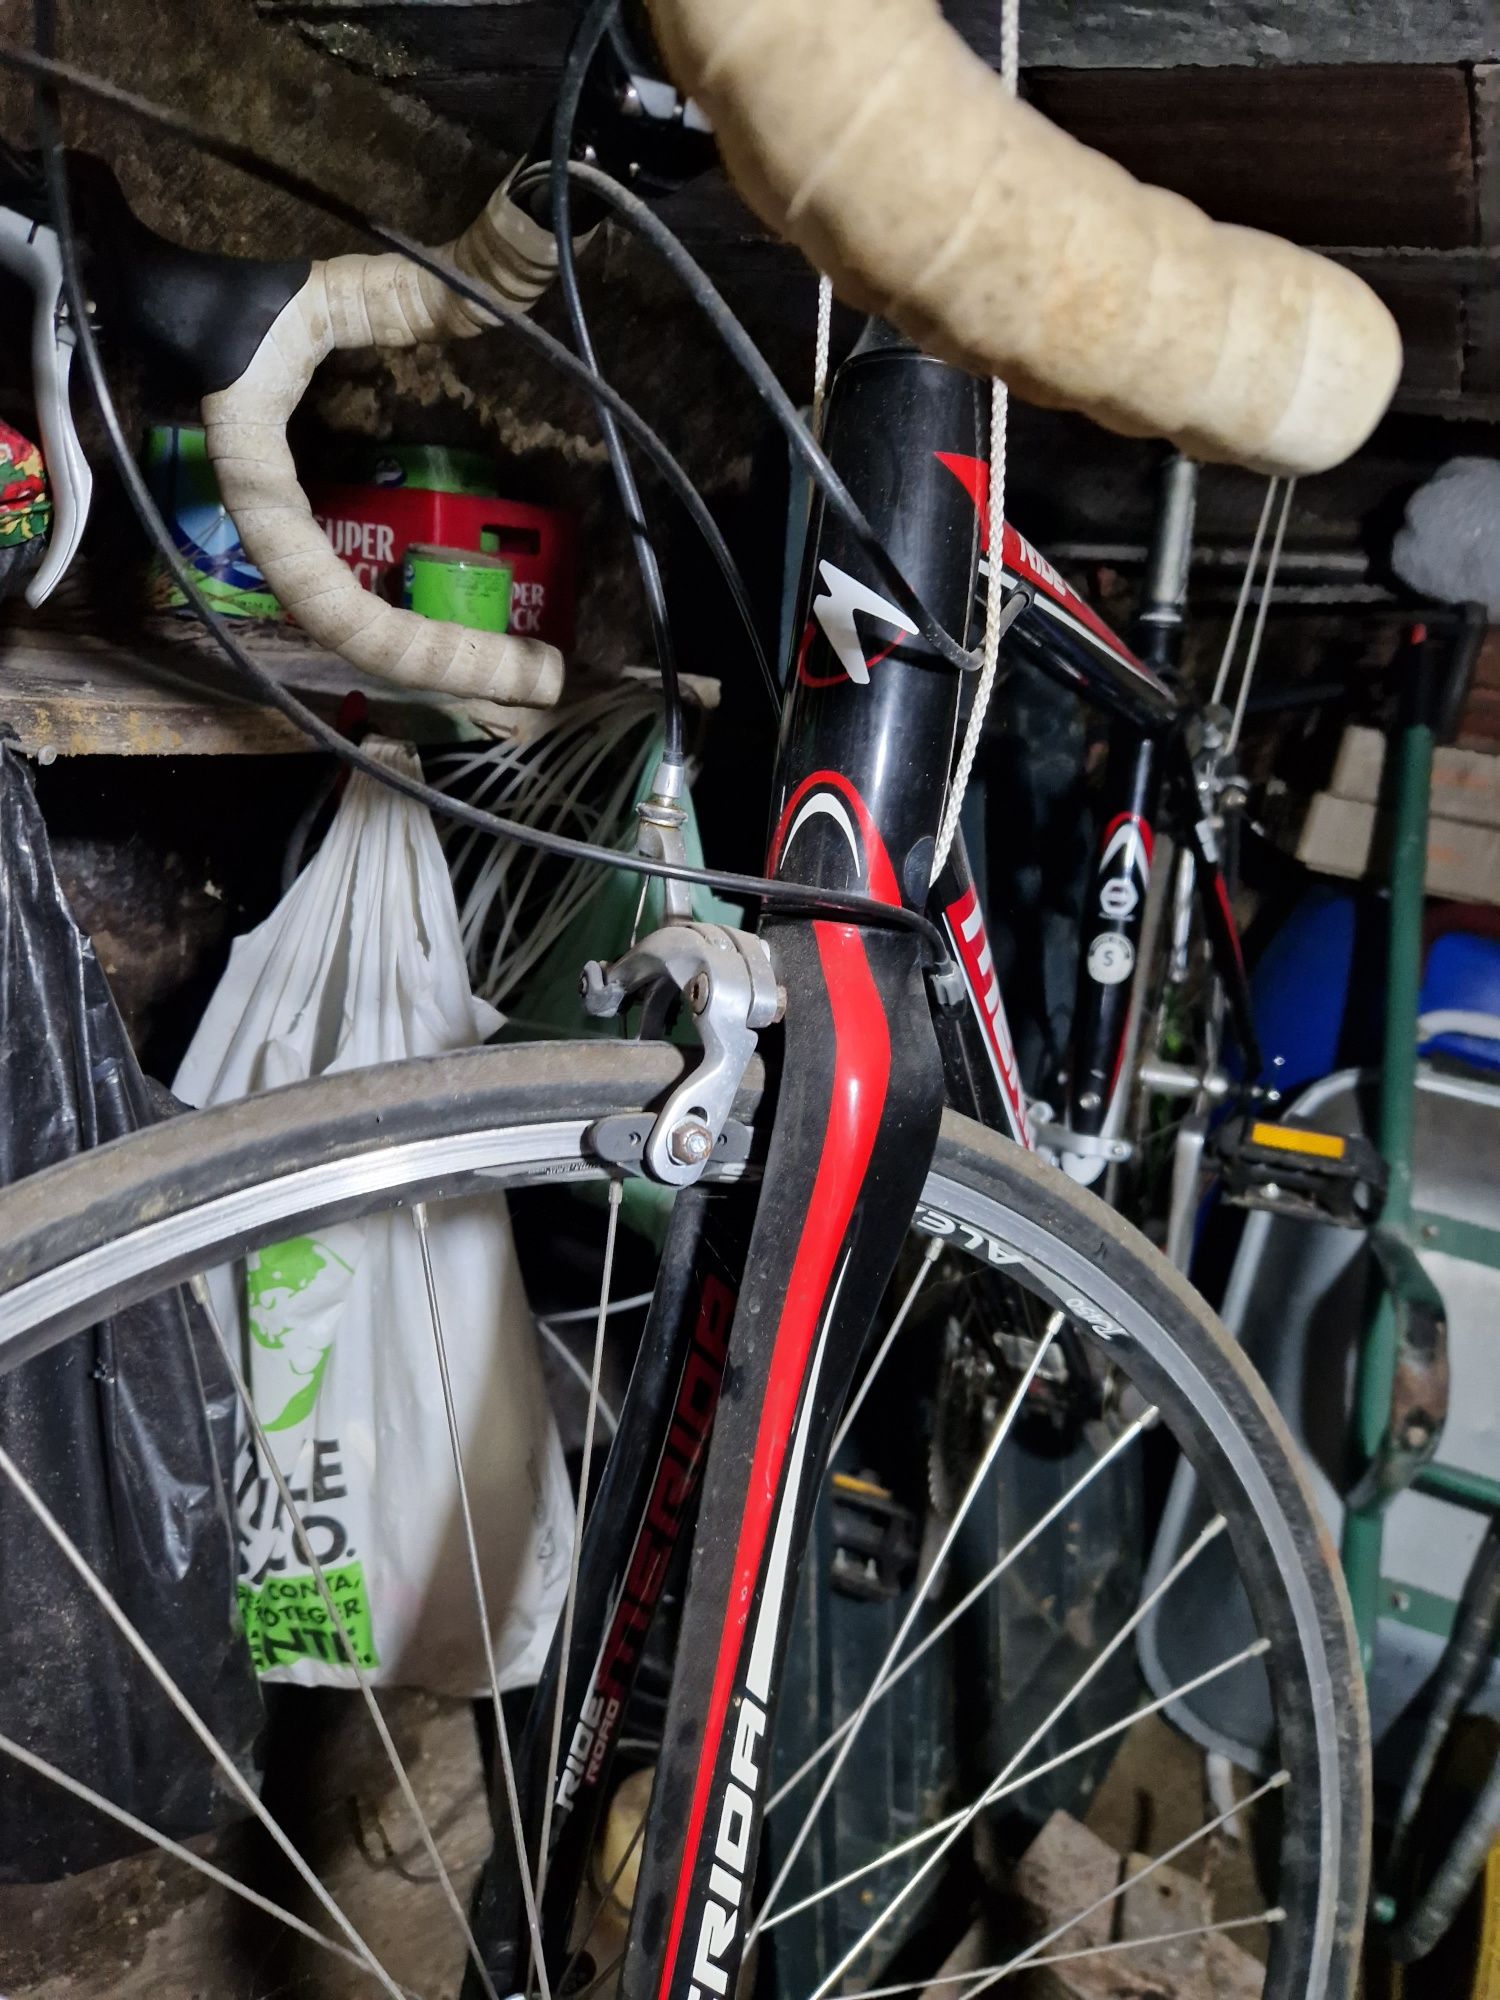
[0, 1038, 1369, 2000]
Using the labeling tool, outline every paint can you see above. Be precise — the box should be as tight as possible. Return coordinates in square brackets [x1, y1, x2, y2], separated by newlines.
[401, 543, 513, 632]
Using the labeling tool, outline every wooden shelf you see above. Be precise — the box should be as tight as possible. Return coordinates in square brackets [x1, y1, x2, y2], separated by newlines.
[0, 616, 715, 758]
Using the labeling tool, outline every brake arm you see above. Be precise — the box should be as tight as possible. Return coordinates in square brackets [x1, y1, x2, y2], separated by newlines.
[0, 205, 91, 606]
[581, 923, 781, 1187]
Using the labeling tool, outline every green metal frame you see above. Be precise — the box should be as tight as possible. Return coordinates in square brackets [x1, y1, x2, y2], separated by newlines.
[1341, 709, 1437, 1669]
[1340, 697, 1500, 1669]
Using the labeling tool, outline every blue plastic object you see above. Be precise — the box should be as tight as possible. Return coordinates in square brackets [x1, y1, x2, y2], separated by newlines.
[1419, 931, 1500, 1073]
[1249, 886, 1359, 1093]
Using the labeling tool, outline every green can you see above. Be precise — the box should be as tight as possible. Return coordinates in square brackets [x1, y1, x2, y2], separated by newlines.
[401, 543, 513, 631]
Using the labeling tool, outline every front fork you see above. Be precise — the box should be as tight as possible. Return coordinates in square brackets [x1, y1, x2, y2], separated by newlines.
[620, 920, 943, 2000]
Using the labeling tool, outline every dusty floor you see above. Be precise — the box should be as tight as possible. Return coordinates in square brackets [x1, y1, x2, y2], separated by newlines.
[0, 1688, 491, 2000]
[0, 1697, 1275, 2000]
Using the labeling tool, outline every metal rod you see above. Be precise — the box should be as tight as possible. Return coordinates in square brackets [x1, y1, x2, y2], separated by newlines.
[1414, 1463, 1500, 1516]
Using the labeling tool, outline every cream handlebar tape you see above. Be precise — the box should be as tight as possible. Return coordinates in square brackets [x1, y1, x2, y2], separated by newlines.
[646, 0, 1402, 476]
[201, 187, 565, 711]
[207, 4, 1401, 707]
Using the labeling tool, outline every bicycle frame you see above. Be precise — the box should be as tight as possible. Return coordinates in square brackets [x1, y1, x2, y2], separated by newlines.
[927, 450, 1261, 1186]
[466, 343, 1259, 2000]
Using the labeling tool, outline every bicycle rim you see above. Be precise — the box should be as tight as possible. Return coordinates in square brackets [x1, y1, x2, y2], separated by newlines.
[0, 1039, 1367, 2000]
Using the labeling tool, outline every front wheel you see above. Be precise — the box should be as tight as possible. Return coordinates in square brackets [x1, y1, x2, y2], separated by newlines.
[0, 1039, 1367, 2000]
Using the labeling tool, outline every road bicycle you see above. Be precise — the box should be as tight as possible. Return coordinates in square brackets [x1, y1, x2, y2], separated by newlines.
[0, 2, 1402, 1996]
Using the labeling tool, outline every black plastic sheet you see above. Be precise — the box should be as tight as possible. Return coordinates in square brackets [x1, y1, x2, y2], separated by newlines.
[0, 744, 261, 1881]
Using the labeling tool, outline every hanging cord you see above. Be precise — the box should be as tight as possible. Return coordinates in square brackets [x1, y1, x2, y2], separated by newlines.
[1225, 477, 1295, 754]
[930, 0, 1020, 883]
[812, 273, 834, 440]
[1208, 476, 1278, 710]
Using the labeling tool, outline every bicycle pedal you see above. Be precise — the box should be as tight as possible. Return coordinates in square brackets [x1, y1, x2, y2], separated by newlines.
[1212, 1114, 1387, 1226]
[829, 1473, 920, 1603]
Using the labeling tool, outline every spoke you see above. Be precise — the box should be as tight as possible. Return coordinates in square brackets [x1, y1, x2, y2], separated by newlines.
[829, 1237, 941, 1463]
[767, 1408, 1156, 1813]
[538, 1320, 621, 1437]
[0, 1442, 405, 2000]
[557, 1805, 649, 1996]
[805, 1512, 1230, 2000]
[1022, 1908, 1284, 1975]
[540, 1291, 654, 1326]
[533, 1177, 625, 1963]
[764, 1633, 1267, 1931]
[0, 1728, 370, 1978]
[193, 1275, 501, 2000]
[842, 1907, 1284, 2000]
[751, 1316, 1065, 1941]
[576, 1943, 626, 2000]
[412, 1201, 552, 2000]
[956, 1770, 1290, 2000]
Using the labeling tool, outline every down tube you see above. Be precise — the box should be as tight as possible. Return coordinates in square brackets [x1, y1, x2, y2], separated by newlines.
[618, 919, 943, 2000]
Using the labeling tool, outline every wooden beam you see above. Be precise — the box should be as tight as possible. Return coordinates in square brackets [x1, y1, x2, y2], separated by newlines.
[1026, 65, 1478, 250]
[0, 619, 717, 758]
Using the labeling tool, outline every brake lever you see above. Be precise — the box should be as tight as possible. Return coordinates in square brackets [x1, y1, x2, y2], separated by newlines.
[0, 204, 92, 606]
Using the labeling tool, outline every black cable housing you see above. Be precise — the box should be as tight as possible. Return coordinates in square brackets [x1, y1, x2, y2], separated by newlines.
[15, 28, 949, 957]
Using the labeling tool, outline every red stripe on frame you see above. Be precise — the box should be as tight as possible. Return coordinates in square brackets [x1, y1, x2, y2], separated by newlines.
[794, 617, 903, 688]
[1213, 870, 1246, 975]
[1100, 809, 1155, 869]
[766, 771, 902, 906]
[653, 921, 892, 2000]
[932, 452, 1154, 684]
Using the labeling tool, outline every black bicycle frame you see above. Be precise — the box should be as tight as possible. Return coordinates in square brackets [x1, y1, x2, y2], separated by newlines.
[465, 346, 1258, 2000]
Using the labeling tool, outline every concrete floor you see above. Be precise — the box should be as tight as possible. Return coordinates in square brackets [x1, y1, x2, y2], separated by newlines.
[0, 1688, 490, 2000]
[0, 1702, 1280, 1998]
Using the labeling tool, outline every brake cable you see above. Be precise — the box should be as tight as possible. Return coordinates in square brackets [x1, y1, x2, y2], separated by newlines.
[20, 32, 950, 960]
[0, 39, 976, 683]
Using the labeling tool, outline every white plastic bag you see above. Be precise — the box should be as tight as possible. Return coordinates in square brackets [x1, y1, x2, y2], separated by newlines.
[174, 740, 572, 1695]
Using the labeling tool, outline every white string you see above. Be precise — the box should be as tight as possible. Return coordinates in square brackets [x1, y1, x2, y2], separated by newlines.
[812, 272, 835, 438]
[1209, 479, 1278, 710]
[930, 0, 1019, 883]
[1226, 477, 1296, 753]
[931, 376, 1009, 881]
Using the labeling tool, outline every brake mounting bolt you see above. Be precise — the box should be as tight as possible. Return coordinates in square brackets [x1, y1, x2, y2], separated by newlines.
[685, 973, 710, 1011]
[668, 1120, 714, 1166]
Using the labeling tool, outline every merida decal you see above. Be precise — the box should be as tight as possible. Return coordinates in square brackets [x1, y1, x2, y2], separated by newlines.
[685, 1255, 846, 2000]
[809, 559, 916, 685]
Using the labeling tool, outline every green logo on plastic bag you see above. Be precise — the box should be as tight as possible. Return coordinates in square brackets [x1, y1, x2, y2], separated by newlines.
[245, 1235, 353, 1432]
[237, 1559, 378, 1673]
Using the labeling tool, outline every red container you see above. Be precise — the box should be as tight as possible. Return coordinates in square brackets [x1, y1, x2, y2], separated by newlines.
[309, 484, 577, 651]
